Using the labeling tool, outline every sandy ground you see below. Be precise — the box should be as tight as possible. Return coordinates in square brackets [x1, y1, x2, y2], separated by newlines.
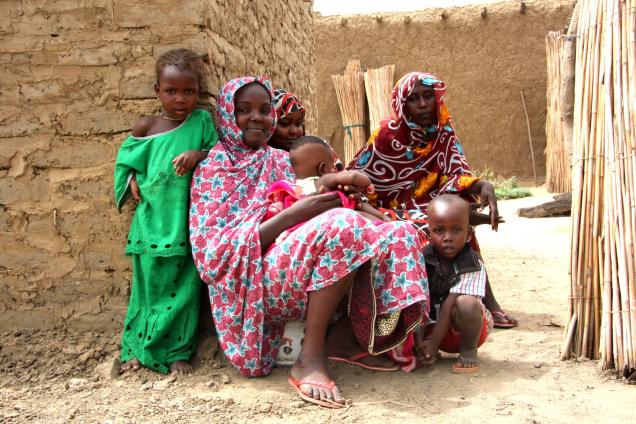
[1, 188, 634, 423]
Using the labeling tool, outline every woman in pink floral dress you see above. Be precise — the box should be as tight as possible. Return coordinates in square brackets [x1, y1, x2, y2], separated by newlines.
[189, 76, 429, 408]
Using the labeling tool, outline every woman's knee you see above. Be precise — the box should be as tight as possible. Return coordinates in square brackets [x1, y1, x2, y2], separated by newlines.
[322, 207, 368, 228]
[378, 219, 419, 241]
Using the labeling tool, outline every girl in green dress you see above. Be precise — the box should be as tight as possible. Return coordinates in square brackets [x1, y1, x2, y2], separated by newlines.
[114, 49, 218, 375]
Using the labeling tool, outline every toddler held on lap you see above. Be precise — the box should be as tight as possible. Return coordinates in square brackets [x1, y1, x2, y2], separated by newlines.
[266, 135, 389, 223]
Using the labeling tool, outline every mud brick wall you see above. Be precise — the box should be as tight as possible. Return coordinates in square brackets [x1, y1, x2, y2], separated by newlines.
[314, 0, 574, 179]
[0, 0, 315, 331]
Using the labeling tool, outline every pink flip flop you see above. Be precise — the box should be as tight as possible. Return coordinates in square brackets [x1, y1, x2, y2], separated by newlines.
[287, 376, 345, 408]
[327, 352, 400, 372]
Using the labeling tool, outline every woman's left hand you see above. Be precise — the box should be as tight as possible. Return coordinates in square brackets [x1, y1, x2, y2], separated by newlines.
[472, 180, 500, 231]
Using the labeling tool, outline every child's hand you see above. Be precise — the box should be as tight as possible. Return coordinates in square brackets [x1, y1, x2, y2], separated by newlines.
[416, 339, 438, 366]
[129, 175, 141, 201]
[172, 150, 205, 176]
[321, 183, 363, 203]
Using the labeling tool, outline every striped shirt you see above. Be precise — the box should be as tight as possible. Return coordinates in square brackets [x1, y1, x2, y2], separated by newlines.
[449, 257, 487, 297]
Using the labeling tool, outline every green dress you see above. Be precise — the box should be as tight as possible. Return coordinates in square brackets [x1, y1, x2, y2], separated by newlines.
[114, 109, 218, 373]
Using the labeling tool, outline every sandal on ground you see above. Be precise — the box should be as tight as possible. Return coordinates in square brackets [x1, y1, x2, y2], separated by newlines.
[492, 310, 519, 329]
[287, 376, 345, 409]
[327, 352, 399, 372]
[451, 355, 479, 374]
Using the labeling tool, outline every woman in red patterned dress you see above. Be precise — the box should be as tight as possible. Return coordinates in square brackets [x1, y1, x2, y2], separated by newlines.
[349, 72, 517, 328]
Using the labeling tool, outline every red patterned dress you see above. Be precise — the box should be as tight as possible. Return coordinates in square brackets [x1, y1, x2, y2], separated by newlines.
[349, 72, 480, 211]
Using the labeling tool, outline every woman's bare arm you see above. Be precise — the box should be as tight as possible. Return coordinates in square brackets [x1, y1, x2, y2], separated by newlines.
[258, 192, 342, 252]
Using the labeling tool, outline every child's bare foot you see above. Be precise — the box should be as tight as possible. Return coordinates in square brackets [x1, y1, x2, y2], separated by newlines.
[170, 360, 193, 375]
[290, 354, 345, 406]
[451, 348, 479, 374]
[119, 358, 141, 374]
[348, 171, 371, 189]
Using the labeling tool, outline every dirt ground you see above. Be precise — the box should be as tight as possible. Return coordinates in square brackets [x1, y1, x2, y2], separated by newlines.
[0, 188, 633, 423]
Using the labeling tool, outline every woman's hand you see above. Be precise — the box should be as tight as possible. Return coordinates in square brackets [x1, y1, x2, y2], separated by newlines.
[471, 180, 500, 231]
[172, 150, 208, 176]
[469, 204, 505, 227]
[285, 192, 343, 223]
[259, 192, 342, 252]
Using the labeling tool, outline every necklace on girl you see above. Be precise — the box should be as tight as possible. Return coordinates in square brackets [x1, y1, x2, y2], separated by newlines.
[160, 112, 186, 121]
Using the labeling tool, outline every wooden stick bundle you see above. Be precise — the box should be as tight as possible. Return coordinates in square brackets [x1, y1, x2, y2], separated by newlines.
[564, 0, 636, 380]
[332, 60, 367, 165]
[364, 64, 395, 132]
[545, 31, 573, 192]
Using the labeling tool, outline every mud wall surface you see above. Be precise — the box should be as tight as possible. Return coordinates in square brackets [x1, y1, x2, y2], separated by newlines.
[314, 0, 575, 178]
[0, 0, 314, 331]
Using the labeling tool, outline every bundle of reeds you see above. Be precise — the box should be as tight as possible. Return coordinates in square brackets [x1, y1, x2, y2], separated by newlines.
[332, 60, 367, 165]
[364, 64, 395, 132]
[563, 0, 636, 380]
[545, 31, 573, 193]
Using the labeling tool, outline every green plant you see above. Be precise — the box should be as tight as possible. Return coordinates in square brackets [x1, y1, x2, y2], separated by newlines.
[474, 167, 532, 200]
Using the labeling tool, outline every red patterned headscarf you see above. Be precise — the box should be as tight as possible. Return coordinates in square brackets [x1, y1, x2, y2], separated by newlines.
[348, 72, 478, 210]
[215, 76, 278, 165]
[387, 72, 452, 149]
[273, 89, 305, 120]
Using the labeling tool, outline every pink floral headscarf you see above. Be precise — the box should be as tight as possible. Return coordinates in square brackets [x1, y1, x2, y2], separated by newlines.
[216, 76, 278, 165]
[189, 76, 293, 376]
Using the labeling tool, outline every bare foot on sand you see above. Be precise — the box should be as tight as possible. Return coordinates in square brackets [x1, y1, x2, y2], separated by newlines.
[170, 360, 193, 375]
[119, 358, 141, 374]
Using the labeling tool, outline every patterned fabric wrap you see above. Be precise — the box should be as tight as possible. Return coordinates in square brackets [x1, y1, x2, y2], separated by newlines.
[273, 89, 305, 119]
[190, 77, 429, 377]
[348, 72, 479, 210]
[190, 77, 292, 377]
